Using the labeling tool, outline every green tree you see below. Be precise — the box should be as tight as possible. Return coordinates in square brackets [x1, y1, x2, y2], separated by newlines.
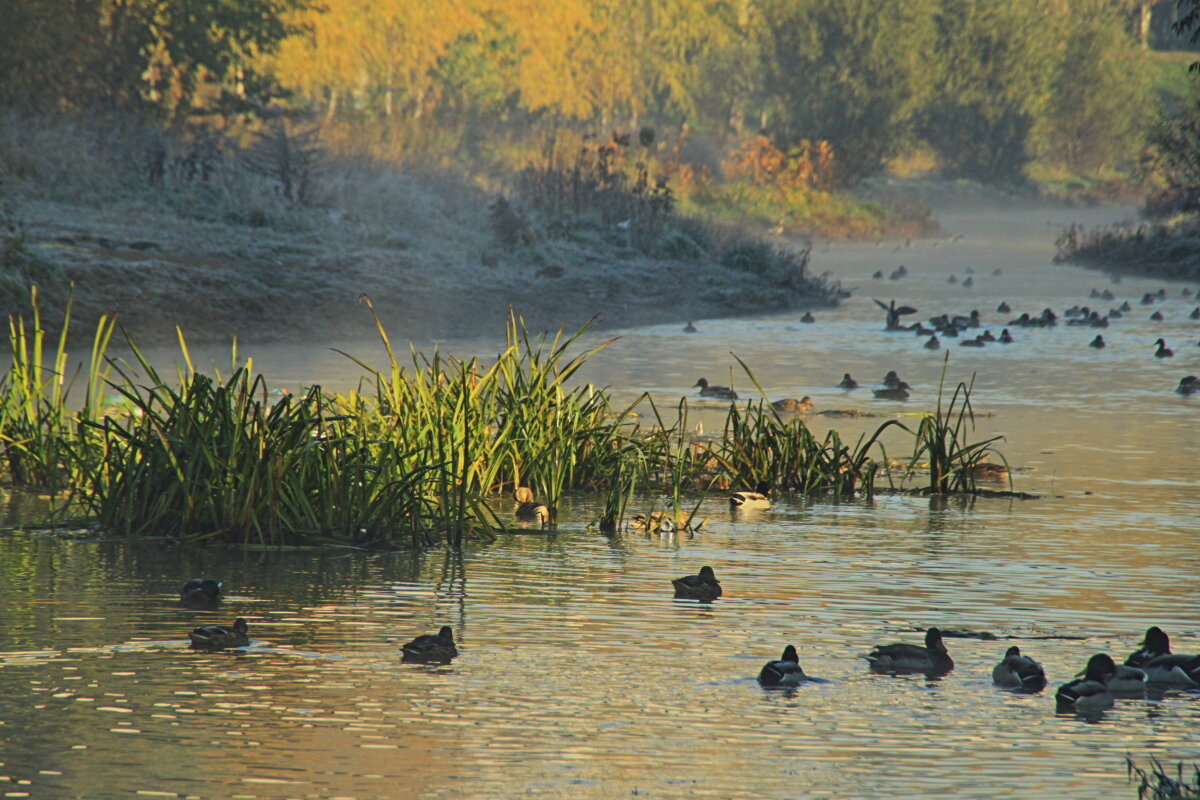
[754, 0, 940, 184]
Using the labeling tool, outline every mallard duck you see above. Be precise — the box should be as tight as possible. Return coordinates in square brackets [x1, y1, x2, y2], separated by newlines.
[672, 565, 722, 601]
[1107, 664, 1148, 696]
[1150, 310, 1165, 321]
[180, 578, 222, 606]
[800, 312, 816, 323]
[874, 299, 918, 330]
[865, 627, 954, 675]
[998, 329, 1013, 344]
[1125, 626, 1200, 686]
[729, 481, 770, 510]
[996, 301, 1012, 313]
[189, 618, 250, 651]
[924, 335, 940, 350]
[1155, 338, 1174, 358]
[873, 382, 912, 401]
[882, 370, 903, 389]
[960, 336, 985, 347]
[838, 373, 859, 390]
[992, 646, 1046, 692]
[1177, 376, 1200, 396]
[758, 645, 813, 687]
[683, 321, 698, 333]
[402, 625, 458, 664]
[1055, 653, 1116, 713]
[1089, 335, 1106, 349]
[693, 378, 738, 400]
[513, 486, 552, 524]
[772, 396, 814, 414]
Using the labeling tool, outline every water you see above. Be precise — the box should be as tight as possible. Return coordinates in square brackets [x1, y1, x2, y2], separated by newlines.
[1, 203, 1198, 799]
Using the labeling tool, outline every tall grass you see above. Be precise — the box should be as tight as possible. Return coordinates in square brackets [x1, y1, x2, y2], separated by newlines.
[908, 356, 1007, 494]
[1127, 758, 1200, 800]
[2, 290, 1009, 547]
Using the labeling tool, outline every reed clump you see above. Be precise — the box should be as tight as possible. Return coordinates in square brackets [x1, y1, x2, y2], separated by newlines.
[1, 289, 1008, 547]
[1127, 758, 1200, 800]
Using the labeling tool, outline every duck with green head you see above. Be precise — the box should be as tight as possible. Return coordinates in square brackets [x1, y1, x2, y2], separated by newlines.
[1125, 626, 1200, 686]
[1055, 653, 1116, 713]
[180, 579, 222, 607]
[992, 646, 1046, 692]
[758, 645, 815, 687]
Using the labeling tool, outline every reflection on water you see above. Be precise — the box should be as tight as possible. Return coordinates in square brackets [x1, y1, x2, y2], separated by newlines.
[2, 204, 1199, 798]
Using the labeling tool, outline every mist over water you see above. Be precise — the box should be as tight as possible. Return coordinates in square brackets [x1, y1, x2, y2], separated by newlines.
[2, 202, 1198, 799]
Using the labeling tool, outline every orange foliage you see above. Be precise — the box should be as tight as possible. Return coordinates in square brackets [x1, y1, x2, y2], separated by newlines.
[721, 136, 835, 190]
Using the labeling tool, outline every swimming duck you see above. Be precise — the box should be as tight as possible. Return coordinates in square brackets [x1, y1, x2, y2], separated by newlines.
[1089, 335, 1106, 349]
[865, 627, 954, 676]
[996, 301, 1011, 313]
[189, 618, 250, 651]
[180, 578, 222, 606]
[1107, 663, 1148, 696]
[1177, 376, 1200, 396]
[1125, 626, 1200, 686]
[998, 329, 1013, 344]
[873, 382, 912, 401]
[962, 276, 974, 288]
[838, 373, 859, 390]
[1150, 311, 1164, 321]
[693, 378, 738, 400]
[960, 336, 985, 347]
[758, 645, 813, 687]
[729, 481, 771, 510]
[683, 321, 698, 333]
[980, 329, 996, 342]
[672, 565, 722, 601]
[629, 509, 702, 534]
[1191, 306, 1200, 319]
[1154, 338, 1174, 358]
[970, 457, 1008, 481]
[924, 335, 940, 350]
[800, 312, 816, 323]
[772, 396, 814, 414]
[514, 486, 552, 524]
[882, 370, 904, 389]
[402, 625, 459, 664]
[1119, 301, 1132, 312]
[992, 646, 1046, 692]
[1055, 653, 1116, 713]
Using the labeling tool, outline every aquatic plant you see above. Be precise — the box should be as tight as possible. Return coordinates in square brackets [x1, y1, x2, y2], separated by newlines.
[0, 288, 116, 490]
[907, 356, 1007, 494]
[1127, 757, 1200, 800]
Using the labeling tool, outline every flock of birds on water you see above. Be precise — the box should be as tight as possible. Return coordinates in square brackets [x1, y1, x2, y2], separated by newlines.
[686, 283, 1200, 400]
[180, 576, 1200, 716]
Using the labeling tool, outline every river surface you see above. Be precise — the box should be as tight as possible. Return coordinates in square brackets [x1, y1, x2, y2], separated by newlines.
[1, 203, 1198, 799]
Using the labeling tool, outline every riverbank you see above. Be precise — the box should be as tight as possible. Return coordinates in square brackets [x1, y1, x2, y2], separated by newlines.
[1054, 213, 1200, 282]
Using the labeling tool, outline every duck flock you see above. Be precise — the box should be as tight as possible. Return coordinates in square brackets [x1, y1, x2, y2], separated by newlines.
[865, 287, 1199, 396]
[180, 575, 1199, 718]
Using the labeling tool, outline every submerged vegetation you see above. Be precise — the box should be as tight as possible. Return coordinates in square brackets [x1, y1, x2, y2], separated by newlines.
[1, 292, 1008, 547]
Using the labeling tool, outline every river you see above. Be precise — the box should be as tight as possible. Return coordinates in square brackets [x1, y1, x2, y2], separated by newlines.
[0, 202, 1197, 799]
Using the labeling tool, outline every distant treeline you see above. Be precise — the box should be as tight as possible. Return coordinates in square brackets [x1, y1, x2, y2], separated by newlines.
[0, 0, 1186, 183]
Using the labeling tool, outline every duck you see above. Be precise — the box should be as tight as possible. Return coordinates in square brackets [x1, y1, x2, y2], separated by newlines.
[180, 578, 222, 607]
[672, 565, 722, 601]
[401, 625, 459, 664]
[873, 382, 912, 401]
[998, 329, 1013, 344]
[1125, 626, 1200, 686]
[800, 312, 816, 323]
[1154, 338, 1174, 358]
[1150, 310, 1165, 321]
[865, 627, 954, 676]
[992, 646, 1046, 692]
[189, 618, 250, 651]
[970, 457, 1008, 481]
[693, 378, 738, 400]
[1107, 663, 1148, 696]
[882, 370, 904, 389]
[513, 486, 552, 524]
[874, 299, 919, 330]
[1089, 335, 1106, 349]
[1177, 376, 1200, 396]
[980, 329, 996, 342]
[729, 481, 771, 510]
[960, 336, 985, 347]
[772, 396, 815, 413]
[758, 645, 813, 687]
[629, 509, 702, 534]
[924, 335, 940, 350]
[837, 373, 859, 390]
[996, 301, 1012, 313]
[683, 321, 698, 333]
[1191, 306, 1200, 319]
[1055, 653, 1116, 713]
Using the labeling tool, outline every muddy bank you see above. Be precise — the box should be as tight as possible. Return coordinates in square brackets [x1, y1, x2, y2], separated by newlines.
[4, 194, 840, 347]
